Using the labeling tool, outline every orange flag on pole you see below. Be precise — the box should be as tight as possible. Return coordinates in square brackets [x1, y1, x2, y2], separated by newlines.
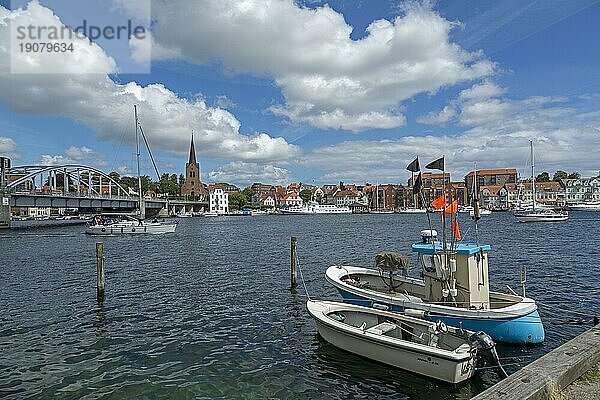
[443, 199, 459, 215]
[431, 194, 446, 210]
[452, 219, 461, 240]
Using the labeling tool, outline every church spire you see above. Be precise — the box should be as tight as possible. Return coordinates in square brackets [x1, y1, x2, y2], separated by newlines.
[188, 132, 197, 165]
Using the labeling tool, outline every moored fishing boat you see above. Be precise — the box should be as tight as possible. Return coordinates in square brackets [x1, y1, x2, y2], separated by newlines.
[325, 230, 545, 344]
[307, 300, 507, 384]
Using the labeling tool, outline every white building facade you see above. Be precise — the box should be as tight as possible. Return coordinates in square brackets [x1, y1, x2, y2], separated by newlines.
[562, 178, 600, 204]
[209, 188, 229, 215]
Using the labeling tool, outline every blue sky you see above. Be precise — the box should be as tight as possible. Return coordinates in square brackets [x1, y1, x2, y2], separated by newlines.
[1, 0, 599, 187]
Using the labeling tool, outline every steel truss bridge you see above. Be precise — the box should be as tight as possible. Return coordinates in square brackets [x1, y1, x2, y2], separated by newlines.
[0, 163, 207, 227]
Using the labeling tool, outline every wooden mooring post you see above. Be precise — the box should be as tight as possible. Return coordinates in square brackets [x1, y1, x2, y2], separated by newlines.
[290, 236, 298, 290]
[96, 242, 105, 303]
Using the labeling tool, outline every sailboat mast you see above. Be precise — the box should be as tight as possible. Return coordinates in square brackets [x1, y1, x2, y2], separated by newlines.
[530, 140, 535, 212]
[134, 105, 143, 216]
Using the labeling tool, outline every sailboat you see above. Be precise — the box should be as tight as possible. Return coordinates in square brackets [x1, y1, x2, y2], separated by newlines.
[514, 141, 568, 223]
[86, 106, 178, 235]
[370, 183, 394, 213]
[468, 166, 491, 217]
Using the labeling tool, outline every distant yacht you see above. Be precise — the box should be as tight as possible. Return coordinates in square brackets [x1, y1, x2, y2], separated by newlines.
[398, 208, 426, 214]
[514, 141, 568, 223]
[280, 201, 351, 215]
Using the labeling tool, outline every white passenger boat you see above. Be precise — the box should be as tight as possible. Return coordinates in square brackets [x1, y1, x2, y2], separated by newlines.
[280, 201, 351, 215]
[86, 215, 177, 235]
[307, 300, 506, 384]
[569, 202, 600, 211]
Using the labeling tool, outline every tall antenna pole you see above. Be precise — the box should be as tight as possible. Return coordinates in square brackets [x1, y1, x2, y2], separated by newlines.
[442, 156, 447, 255]
[134, 105, 143, 218]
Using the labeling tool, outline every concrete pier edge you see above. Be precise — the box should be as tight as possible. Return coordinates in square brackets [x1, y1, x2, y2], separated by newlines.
[473, 324, 600, 400]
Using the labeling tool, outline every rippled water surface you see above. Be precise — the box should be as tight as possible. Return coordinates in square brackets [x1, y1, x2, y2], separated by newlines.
[1, 212, 599, 399]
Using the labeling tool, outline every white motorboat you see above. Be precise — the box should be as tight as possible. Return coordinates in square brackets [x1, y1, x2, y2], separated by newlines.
[514, 141, 568, 223]
[86, 215, 177, 235]
[398, 208, 427, 214]
[371, 209, 396, 214]
[202, 211, 219, 217]
[307, 300, 506, 384]
[280, 201, 351, 215]
[176, 211, 193, 218]
[471, 208, 491, 217]
[569, 202, 600, 211]
[251, 209, 269, 216]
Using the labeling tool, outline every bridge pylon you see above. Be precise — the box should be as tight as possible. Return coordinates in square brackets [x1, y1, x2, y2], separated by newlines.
[0, 157, 11, 229]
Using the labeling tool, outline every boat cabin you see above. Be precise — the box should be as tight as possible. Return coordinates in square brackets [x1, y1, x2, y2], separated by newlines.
[412, 230, 491, 309]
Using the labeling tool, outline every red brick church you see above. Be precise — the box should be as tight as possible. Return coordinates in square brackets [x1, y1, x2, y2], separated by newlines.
[180, 134, 208, 198]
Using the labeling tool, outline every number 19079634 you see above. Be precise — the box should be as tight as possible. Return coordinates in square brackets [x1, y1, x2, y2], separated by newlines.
[18, 42, 74, 52]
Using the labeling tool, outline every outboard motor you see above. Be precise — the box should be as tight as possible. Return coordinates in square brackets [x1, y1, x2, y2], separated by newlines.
[468, 331, 508, 379]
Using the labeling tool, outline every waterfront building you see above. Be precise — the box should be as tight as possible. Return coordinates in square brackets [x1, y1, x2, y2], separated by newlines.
[499, 181, 565, 209]
[561, 177, 600, 204]
[322, 186, 339, 205]
[464, 169, 518, 200]
[208, 184, 229, 215]
[181, 135, 208, 199]
[311, 186, 325, 203]
[333, 189, 360, 206]
[281, 191, 303, 207]
[251, 183, 276, 204]
[408, 172, 450, 187]
[260, 195, 276, 209]
[219, 183, 240, 195]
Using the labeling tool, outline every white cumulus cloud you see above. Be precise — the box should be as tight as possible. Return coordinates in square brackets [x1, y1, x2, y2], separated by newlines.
[137, 0, 494, 131]
[0, 3, 299, 163]
[208, 161, 293, 187]
[0, 136, 18, 159]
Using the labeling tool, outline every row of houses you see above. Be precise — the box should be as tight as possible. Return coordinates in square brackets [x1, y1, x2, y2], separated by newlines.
[247, 170, 600, 211]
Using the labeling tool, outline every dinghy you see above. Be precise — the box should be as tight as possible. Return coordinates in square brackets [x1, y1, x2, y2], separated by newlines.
[307, 300, 506, 384]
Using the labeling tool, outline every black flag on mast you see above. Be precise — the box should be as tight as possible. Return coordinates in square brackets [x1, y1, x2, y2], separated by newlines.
[406, 157, 420, 172]
[425, 156, 444, 171]
[412, 173, 422, 195]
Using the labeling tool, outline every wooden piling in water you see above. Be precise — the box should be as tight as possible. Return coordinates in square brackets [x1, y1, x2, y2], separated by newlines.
[96, 242, 105, 303]
[290, 236, 298, 290]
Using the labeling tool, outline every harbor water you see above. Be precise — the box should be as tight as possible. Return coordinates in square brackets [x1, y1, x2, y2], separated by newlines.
[1, 212, 599, 399]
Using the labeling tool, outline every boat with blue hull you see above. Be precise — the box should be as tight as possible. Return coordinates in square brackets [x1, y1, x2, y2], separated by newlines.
[325, 232, 545, 344]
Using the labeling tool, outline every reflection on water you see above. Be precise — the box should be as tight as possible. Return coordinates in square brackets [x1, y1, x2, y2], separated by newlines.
[0, 212, 599, 399]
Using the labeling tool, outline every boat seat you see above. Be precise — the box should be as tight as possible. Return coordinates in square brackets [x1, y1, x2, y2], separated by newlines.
[366, 321, 397, 335]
